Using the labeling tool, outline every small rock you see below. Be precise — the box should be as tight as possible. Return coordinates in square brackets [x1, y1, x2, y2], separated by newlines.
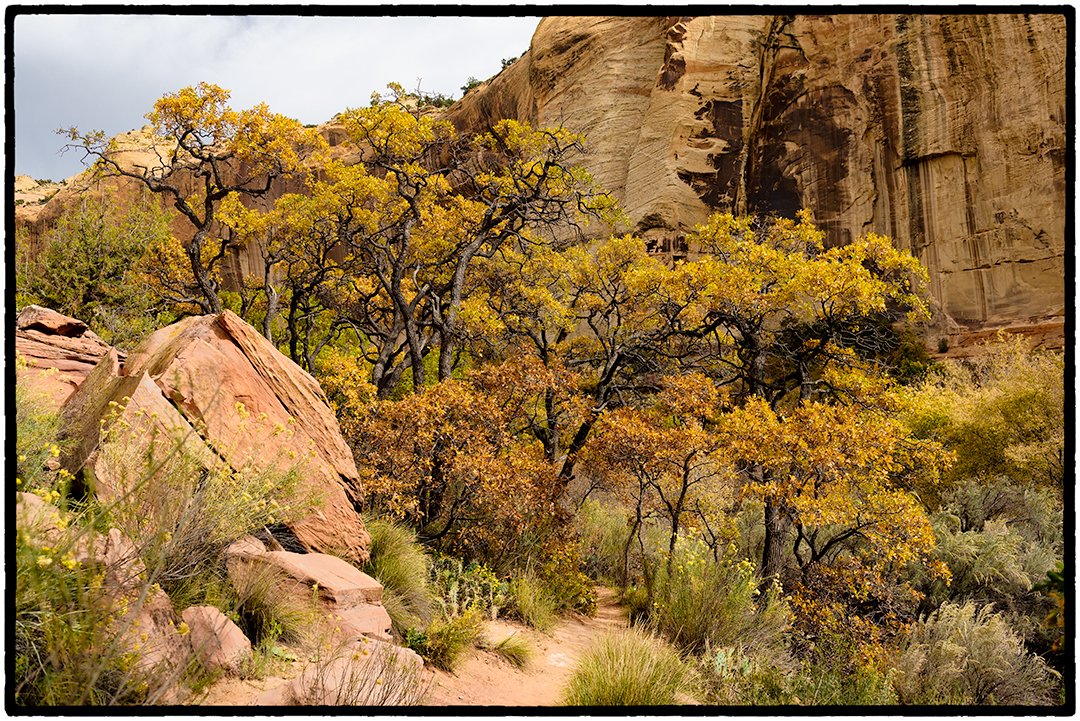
[182, 605, 252, 676]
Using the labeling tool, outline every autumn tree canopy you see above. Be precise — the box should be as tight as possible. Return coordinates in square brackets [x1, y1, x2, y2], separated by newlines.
[216, 84, 618, 387]
[61, 82, 328, 314]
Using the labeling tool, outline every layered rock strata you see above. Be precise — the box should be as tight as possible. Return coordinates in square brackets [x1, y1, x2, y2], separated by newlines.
[56, 310, 372, 565]
[446, 14, 1068, 344]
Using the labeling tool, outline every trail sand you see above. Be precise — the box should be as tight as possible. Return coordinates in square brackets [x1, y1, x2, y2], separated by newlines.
[424, 586, 628, 706]
[198, 586, 627, 707]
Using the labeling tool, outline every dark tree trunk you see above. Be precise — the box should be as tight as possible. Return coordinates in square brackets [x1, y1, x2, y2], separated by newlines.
[760, 495, 792, 591]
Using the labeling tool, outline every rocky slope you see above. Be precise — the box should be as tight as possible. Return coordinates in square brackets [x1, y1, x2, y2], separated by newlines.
[446, 14, 1068, 346]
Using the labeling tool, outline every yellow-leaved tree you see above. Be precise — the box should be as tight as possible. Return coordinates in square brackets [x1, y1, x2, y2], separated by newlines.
[218, 83, 619, 385]
[61, 82, 328, 314]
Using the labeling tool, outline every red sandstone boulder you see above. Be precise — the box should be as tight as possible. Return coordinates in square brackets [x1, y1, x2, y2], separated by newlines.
[15, 305, 123, 412]
[57, 310, 372, 565]
[182, 606, 252, 676]
[227, 550, 391, 644]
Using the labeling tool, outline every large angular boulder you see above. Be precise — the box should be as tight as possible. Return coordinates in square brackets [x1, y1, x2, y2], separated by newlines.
[58, 310, 372, 565]
[226, 548, 392, 644]
[15, 305, 123, 412]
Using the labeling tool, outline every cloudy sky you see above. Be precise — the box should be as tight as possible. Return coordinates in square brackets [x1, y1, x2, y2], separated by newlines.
[13, 12, 541, 182]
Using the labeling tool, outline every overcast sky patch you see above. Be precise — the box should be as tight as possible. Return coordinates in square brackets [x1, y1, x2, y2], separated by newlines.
[13, 13, 540, 181]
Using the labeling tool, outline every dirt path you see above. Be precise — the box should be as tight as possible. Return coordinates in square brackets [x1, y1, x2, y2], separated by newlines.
[198, 586, 627, 707]
[423, 586, 628, 707]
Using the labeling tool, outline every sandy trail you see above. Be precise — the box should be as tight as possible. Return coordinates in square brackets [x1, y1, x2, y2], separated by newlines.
[198, 586, 627, 707]
[422, 586, 628, 707]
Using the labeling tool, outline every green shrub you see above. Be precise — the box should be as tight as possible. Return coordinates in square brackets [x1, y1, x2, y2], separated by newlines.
[407, 606, 485, 672]
[536, 542, 597, 616]
[890, 601, 1058, 705]
[15, 189, 176, 349]
[361, 516, 435, 637]
[14, 509, 161, 705]
[231, 562, 312, 650]
[506, 574, 558, 633]
[906, 477, 1063, 638]
[560, 626, 698, 705]
[649, 535, 790, 656]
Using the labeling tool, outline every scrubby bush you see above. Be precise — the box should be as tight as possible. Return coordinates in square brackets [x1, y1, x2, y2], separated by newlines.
[14, 500, 167, 705]
[560, 626, 698, 705]
[405, 606, 485, 672]
[645, 535, 792, 659]
[533, 538, 597, 615]
[905, 476, 1063, 652]
[15, 189, 176, 348]
[890, 601, 1058, 705]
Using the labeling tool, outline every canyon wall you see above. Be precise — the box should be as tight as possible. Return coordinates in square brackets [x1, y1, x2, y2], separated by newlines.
[446, 14, 1068, 343]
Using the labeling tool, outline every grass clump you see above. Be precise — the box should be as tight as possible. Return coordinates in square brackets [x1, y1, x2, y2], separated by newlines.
[361, 516, 435, 638]
[560, 626, 698, 705]
[486, 633, 533, 670]
[506, 573, 558, 633]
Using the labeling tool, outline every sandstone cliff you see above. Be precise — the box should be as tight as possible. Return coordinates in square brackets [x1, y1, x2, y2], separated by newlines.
[446, 14, 1068, 346]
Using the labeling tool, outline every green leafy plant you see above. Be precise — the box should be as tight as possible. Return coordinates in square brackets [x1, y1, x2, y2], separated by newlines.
[14, 356, 65, 494]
